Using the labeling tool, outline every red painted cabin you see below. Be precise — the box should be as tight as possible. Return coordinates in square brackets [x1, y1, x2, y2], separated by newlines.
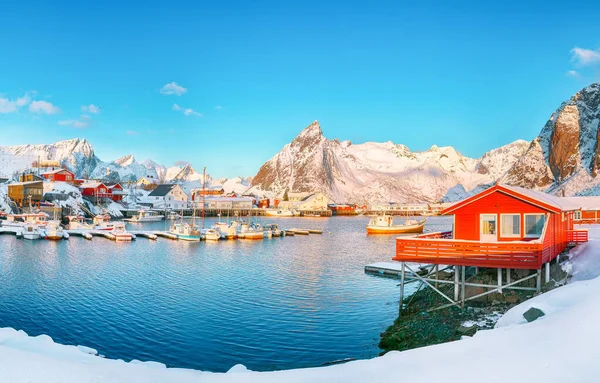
[394, 184, 588, 270]
[41, 169, 75, 183]
[80, 182, 111, 199]
[106, 183, 125, 202]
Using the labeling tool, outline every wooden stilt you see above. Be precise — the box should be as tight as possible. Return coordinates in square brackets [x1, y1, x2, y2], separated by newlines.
[536, 269, 542, 293]
[461, 265, 466, 309]
[435, 264, 439, 289]
[399, 262, 405, 316]
[497, 268, 503, 294]
[475, 267, 479, 275]
[545, 262, 550, 284]
[454, 265, 459, 302]
[506, 268, 511, 284]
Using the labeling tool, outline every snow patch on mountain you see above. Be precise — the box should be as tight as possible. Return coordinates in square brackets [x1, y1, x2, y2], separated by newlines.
[251, 121, 530, 203]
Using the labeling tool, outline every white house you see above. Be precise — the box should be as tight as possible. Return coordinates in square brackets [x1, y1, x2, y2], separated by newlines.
[147, 184, 188, 210]
[202, 197, 253, 210]
[278, 192, 331, 211]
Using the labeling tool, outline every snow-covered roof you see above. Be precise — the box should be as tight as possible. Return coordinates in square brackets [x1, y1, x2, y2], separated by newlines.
[41, 168, 74, 175]
[79, 182, 104, 189]
[561, 196, 600, 211]
[500, 185, 581, 211]
[203, 197, 254, 202]
[8, 181, 44, 186]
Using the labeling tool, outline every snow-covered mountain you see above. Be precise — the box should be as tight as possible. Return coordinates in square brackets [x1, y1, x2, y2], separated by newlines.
[503, 83, 600, 196]
[250, 121, 530, 203]
[0, 139, 245, 192]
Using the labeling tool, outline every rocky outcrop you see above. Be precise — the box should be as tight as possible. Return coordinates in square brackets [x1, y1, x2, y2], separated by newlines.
[251, 121, 529, 203]
[504, 82, 600, 195]
[548, 104, 580, 181]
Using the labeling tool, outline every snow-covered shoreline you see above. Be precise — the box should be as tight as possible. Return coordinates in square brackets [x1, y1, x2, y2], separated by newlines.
[1, 228, 600, 382]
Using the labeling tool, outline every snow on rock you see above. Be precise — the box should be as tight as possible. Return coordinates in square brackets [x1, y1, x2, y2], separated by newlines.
[504, 82, 600, 196]
[251, 121, 529, 203]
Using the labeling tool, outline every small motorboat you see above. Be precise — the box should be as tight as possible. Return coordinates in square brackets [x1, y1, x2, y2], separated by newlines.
[265, 209, 297, 217]
[22, 222, 42, 240]
[65, 216, 94, 230]
[169, 222, 201, 241]
[202, 228, 221, 241]
[112, 223, 133, 241]
[124, 210, 164, 223]
[167, 211, 182, 220]
[366, 214, 426, 234]
[45, 221, 65, 240]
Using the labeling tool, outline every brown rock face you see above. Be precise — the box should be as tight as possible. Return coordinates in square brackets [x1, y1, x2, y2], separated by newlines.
[591, 121, 600, 177]
[548, 104, 580, 182]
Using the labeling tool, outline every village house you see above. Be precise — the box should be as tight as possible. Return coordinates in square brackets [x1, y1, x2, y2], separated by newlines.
[41, 168, 75, 183]
[392, 184, 589, 311]
[277, 192, 330, 211]
[137, 176, 159, 188]
[19, 173, 44, 182]
[203, 196, 254, 210]
[8, 181, 44, 207]
[106, 183, 125, 202]
[561, 196, 600, 224]
[147, 184, 188, 210]
[80, 182, 111, 202]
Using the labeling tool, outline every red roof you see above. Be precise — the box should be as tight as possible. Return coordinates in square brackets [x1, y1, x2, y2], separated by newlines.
[441, 184, 575, 215]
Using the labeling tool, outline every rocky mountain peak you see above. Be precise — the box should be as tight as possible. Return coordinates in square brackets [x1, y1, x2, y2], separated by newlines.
[114, 154, 136, 167]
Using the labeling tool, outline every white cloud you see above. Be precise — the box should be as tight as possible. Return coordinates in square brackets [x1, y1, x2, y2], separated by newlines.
[570, 47, 600, 66]
[566, 70, 579, 77]
[172, 103, 201, 117]
[215, 105, 223, 110]
[160, 82, 187, 96]
[59, 119, 88, 128]
[29, 100, 60, 114]
[81, 104, 101, 114]
[126, 130, 139, 135]
[0, 93, 32, 114]
[184, 108, 202, 117]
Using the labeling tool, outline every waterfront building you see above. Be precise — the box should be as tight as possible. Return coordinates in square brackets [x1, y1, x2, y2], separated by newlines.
[147, 184, 188, 210]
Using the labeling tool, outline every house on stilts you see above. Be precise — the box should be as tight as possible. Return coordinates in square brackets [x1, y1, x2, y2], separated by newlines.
[393, 184, 589, 311]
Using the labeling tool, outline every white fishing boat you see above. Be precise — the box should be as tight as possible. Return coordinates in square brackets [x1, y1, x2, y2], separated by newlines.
[201, 228, 221, 241]
[65, 215, 94, 230]
[4, 213, 49, 228]
[214, 222, 237, 239]
[22, 222, 42, 240]
[45, 220, 65, 240]
[366, 214, 426, 234]
[112, 223, 133, 241]
[265, 209, 297, 217]
[167, 211, 182, 220]
[125, 210, 164, 223]
[169, 222, 201, 241]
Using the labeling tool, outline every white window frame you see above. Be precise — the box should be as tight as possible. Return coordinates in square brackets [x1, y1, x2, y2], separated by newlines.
[500, 213, 521, 238]
[574, 210, 582, 220]
[524, 213, 545, 238]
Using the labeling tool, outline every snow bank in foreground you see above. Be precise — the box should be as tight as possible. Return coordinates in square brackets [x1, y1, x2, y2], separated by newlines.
[1, 229, 600, 382]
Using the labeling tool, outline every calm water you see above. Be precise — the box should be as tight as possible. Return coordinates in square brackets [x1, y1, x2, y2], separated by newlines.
[0, 216, 451, 372]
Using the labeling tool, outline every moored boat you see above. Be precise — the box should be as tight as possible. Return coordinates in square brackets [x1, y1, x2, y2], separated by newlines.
[167, 211, 182, 220]
[112, 223, 133, 241]
[265, 209, 297, 217]
[169, 222, 201, 241]
[45, 221, 65, 240]
[202, 228, 221, 241]
[124, 210, 164, 223]
[366, 214, 426, 234]
[22, 222, 42, 240]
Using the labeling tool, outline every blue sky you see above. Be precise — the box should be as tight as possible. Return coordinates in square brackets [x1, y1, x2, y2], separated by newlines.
[1, 0, 600, 177]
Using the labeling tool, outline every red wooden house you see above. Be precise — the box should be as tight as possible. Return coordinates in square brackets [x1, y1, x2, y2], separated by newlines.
[41, 168, 75, 183]
[394, 184, 588, 271]
[106, 183, 125, 202]
[80, 182, 111, 199]
[562, 196, 600, 224]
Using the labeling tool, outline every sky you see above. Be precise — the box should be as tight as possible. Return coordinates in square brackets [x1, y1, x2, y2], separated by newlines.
[1, 0, 600, 178]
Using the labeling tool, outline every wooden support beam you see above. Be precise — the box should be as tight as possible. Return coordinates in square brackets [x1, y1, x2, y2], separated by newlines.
[545, 262, 550, 284]
[461, 266, 466, 309]
[536, 269, 542, 293]
[506, 268, 511, 284]
[497, 268, 503, 294]
[454, 265, 459, 302]
[399, 262, 405, 316]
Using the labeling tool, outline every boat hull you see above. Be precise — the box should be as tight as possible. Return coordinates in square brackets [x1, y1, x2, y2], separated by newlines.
[176, 235, 201, 241]
[366, 222, 425, 234]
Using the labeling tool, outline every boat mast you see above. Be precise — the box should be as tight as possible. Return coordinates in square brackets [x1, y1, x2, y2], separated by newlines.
[202, 166, 206, 229]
